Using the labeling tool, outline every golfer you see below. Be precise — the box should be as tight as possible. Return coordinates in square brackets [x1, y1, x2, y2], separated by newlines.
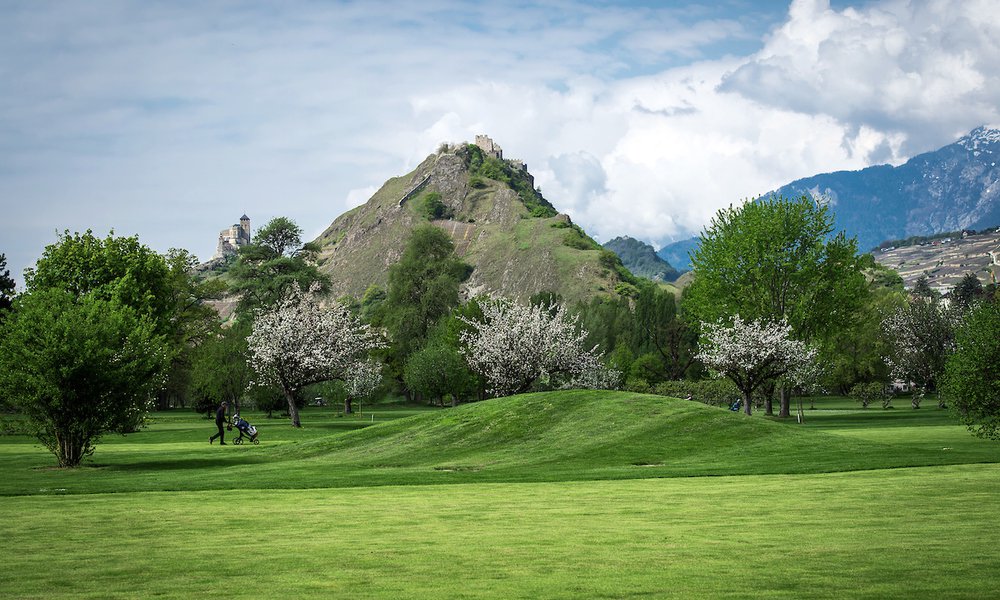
[209, 400, 229, 445]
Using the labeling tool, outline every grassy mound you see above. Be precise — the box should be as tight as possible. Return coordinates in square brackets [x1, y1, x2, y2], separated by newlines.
[276, 390, 937, 479]
[2, 390, 991, 496]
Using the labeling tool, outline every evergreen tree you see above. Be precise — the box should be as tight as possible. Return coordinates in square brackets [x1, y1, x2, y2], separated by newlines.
[229, 217, 329, 316]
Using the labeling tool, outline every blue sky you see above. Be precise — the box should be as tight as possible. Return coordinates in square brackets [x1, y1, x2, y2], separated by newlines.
[2, 0, 999, 288]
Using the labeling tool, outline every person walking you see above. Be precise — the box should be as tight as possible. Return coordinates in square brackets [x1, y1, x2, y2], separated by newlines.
[210, 400, 229, 445]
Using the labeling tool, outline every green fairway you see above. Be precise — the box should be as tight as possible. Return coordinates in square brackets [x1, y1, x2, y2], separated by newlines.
[2, 391, 998, 598]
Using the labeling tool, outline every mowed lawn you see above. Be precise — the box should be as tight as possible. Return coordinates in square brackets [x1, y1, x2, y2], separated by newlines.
[2, 392, 999, 599]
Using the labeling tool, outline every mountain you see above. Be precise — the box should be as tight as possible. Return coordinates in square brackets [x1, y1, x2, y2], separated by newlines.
[656, 126, 1000, 274]
[603, 236, 679, 282]
[771, 126, 1000, 252]
[656, 237, 700, 274]
[311, 137, 633, 305]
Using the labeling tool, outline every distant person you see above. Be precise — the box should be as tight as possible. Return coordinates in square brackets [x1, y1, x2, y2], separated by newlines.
[210, 400, 229, 445]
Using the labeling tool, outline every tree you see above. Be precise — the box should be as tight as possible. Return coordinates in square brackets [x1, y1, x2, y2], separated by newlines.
[459, 297, 619, 397]
[951, 273, 984, 311]
[882, 296, 957, 408]
[247, 283, 385, 427]
[820, 285, 905, 394]
[380, 225, 471, 359]
[25, 230, 174, 333]
[0, 289, 168, 466]
[684, 196, 868, 417]
[0, 253, 14, 315]
[696, 316, 815, 416]
[911, 274, 938, 300]
[376, 225, 471, 395]
[158, 248, 227, 409]
[404, 341, 473, 406]
[344, 360, 383, 413]
[944, 301, 1000, 438]
[229, 217, 329, 315]
[189, 321, 253, 413]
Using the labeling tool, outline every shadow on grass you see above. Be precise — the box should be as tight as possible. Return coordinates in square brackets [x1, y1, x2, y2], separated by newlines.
[109, 455, 269, 471]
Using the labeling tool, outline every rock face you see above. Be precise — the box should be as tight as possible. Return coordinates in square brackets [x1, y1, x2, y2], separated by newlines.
[770, 126, 1000, 252]
[312, 142, 626, 304]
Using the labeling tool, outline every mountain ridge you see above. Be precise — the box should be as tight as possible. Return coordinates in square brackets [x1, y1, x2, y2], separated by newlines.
[657, 126, 1000, 279]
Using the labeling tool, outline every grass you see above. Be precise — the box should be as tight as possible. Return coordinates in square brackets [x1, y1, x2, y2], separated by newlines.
[2, 391, 999, 598]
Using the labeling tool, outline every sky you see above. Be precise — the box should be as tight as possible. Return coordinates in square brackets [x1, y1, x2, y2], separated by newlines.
[3, 0, 1000, 289]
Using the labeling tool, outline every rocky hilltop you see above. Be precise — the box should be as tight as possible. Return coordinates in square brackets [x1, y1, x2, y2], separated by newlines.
[312, 137, 630, 305]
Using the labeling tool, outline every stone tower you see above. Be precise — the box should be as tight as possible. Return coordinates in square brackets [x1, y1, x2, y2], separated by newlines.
[213, 214, 252, 259]
[240, 214, 251, 244]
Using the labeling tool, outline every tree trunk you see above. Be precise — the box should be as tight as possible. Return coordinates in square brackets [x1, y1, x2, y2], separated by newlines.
[344, 397, 353, 414]
[284, 388, 301, 427]
[778, 385, 791, 418]
[743, 390, 753, 415]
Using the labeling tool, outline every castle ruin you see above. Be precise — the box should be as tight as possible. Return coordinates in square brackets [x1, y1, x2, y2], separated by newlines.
[213, 214, 251, 259]
[474, 134, 533, 187]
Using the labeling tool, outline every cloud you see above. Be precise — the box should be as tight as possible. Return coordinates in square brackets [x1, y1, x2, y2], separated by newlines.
[2, 0, 999, 287]
[719, 0, 1000, 154]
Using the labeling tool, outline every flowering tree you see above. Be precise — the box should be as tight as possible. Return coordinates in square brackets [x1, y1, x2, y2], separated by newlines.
[882, 297, 957, 408]
[247, 284, 384, 427]
[344, 359, 383, 414]
[696, 316, 816, 415]
[459, 297, 620, 397]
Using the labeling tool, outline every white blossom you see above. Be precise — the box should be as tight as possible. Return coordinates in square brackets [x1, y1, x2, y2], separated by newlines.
[345, 359, 383, 400]
[696, 315, 816, 414]
[459, 297, 619, 397]
[247, 283, 385, 425]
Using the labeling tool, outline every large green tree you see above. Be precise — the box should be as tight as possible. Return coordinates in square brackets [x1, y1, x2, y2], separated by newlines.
[945, 301, 1000, 438]
[229, 217, 329, 315]
[25, 230, 174, 333]
[684, 196, 868, 417]
[157, 248, 227, 409]
[189, 321, 254, 414]
[377, 225, 471, 389]
[0, 289, 168, 466]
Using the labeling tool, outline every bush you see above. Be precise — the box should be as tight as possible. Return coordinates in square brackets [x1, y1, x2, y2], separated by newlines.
[563, 230, 593, 250]
[418, 192, 451, 220]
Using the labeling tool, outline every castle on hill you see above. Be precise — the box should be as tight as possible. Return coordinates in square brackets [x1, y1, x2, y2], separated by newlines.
[474, 134, 533, 187]
[213, 214, 251, 259]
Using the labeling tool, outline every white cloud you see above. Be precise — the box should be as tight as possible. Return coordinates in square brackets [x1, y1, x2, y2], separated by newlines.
[2, 0, 999, 286]
[719, 0, 1000, 154]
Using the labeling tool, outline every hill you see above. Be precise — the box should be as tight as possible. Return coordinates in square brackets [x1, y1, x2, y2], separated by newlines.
[312, 137, 632, 305]
[603, 236, 679, 282]
[872, 228, 1000, 291]
[277, 390, 1000, 484]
